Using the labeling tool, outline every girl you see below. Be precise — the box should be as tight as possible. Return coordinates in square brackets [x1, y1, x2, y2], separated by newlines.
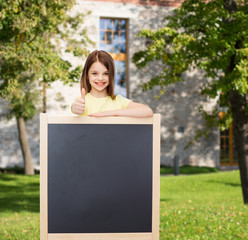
[71, 50, 153, 118]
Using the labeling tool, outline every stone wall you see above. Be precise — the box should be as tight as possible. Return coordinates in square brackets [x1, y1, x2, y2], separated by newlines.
[0, 0, 219, 169]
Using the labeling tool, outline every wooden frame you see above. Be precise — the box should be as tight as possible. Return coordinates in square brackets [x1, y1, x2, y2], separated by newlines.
[40, 114, 160, 240]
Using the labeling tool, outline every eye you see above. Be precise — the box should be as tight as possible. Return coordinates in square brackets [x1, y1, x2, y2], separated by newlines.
[104, 72, 109, 75]
[92, 72, 97, 75]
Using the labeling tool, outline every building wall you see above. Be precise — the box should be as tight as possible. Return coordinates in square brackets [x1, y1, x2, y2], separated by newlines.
[0, 0, 219, 170]
[86, 0, 183, 7]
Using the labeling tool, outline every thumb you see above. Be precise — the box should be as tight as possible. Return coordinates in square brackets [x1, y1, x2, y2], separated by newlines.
[81, 88, 86, 100]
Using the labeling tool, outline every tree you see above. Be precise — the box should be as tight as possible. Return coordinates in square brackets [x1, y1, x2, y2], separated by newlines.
[0, 0, 93, 174]
[133, 0, 248, 203]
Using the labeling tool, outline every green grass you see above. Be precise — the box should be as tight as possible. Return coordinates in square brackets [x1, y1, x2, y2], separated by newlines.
[0, 171, 247, 239]
[160, 171, 248, 239]
[0, 174, 40, 240]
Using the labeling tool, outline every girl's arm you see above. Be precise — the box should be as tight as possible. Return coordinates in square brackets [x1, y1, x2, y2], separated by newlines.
[88, 102, 153, 118]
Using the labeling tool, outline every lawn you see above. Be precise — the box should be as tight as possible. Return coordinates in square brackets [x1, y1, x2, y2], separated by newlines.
[160, 171, 248, 239]
[0, 171, 247, 239]
[0, 174, 40, 240]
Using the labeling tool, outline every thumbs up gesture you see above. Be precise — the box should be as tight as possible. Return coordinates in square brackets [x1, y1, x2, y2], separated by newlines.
[72, 88, 86, 115]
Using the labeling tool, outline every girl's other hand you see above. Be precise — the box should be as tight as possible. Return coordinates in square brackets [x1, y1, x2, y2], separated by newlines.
[72, 88, 86, 115]
[88, 111, 113, 117]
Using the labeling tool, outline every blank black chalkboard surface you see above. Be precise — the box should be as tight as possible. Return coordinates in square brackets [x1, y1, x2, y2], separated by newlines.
[40, 114, 160, 240]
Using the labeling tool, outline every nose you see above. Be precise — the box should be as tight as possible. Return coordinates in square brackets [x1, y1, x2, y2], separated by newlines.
[98, 74, 103, 81]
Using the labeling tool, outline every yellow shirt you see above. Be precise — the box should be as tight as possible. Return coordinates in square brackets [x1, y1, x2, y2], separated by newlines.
[73, 93, 132, 116]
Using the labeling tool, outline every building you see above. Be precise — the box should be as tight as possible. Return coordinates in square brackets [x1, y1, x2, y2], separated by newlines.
[0, 0, 238, 170]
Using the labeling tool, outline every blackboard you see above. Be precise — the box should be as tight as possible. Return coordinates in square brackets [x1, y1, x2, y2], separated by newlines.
[40, 115, 160, 240]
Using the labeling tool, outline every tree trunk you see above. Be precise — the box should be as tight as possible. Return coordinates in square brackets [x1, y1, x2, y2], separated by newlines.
[16, 117, 34, 175]
[229, 90, 248, 204]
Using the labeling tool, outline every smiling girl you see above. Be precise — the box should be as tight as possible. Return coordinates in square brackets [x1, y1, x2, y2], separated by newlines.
[71, 50, 153, 117]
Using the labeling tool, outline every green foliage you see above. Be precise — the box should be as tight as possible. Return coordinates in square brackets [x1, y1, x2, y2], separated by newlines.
[0, 0, 94, 120]
[133, 0, 248, 134]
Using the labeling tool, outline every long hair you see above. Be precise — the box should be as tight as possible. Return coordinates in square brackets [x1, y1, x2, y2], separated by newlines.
[80, 50, 116, 99]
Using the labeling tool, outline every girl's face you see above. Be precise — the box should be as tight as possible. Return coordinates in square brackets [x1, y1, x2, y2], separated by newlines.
[88, 61, 109, 97]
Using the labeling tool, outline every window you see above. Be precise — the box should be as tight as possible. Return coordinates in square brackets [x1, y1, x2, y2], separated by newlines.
[219, 93, 238, 166]
[100, 18, 128, 97]
[219, 120, 238, 166]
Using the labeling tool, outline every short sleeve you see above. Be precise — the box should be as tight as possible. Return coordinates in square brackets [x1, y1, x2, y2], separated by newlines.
[116, 95, 132, 109]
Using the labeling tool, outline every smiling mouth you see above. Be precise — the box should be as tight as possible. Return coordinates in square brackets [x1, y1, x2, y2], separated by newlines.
[95, 82, 106, 86]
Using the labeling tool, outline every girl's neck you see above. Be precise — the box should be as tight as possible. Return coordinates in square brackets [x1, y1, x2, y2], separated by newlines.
[89, 89, 108, 98]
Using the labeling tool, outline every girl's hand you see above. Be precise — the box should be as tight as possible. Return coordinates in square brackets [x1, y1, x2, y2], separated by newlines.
[72, 88, 86, 115]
